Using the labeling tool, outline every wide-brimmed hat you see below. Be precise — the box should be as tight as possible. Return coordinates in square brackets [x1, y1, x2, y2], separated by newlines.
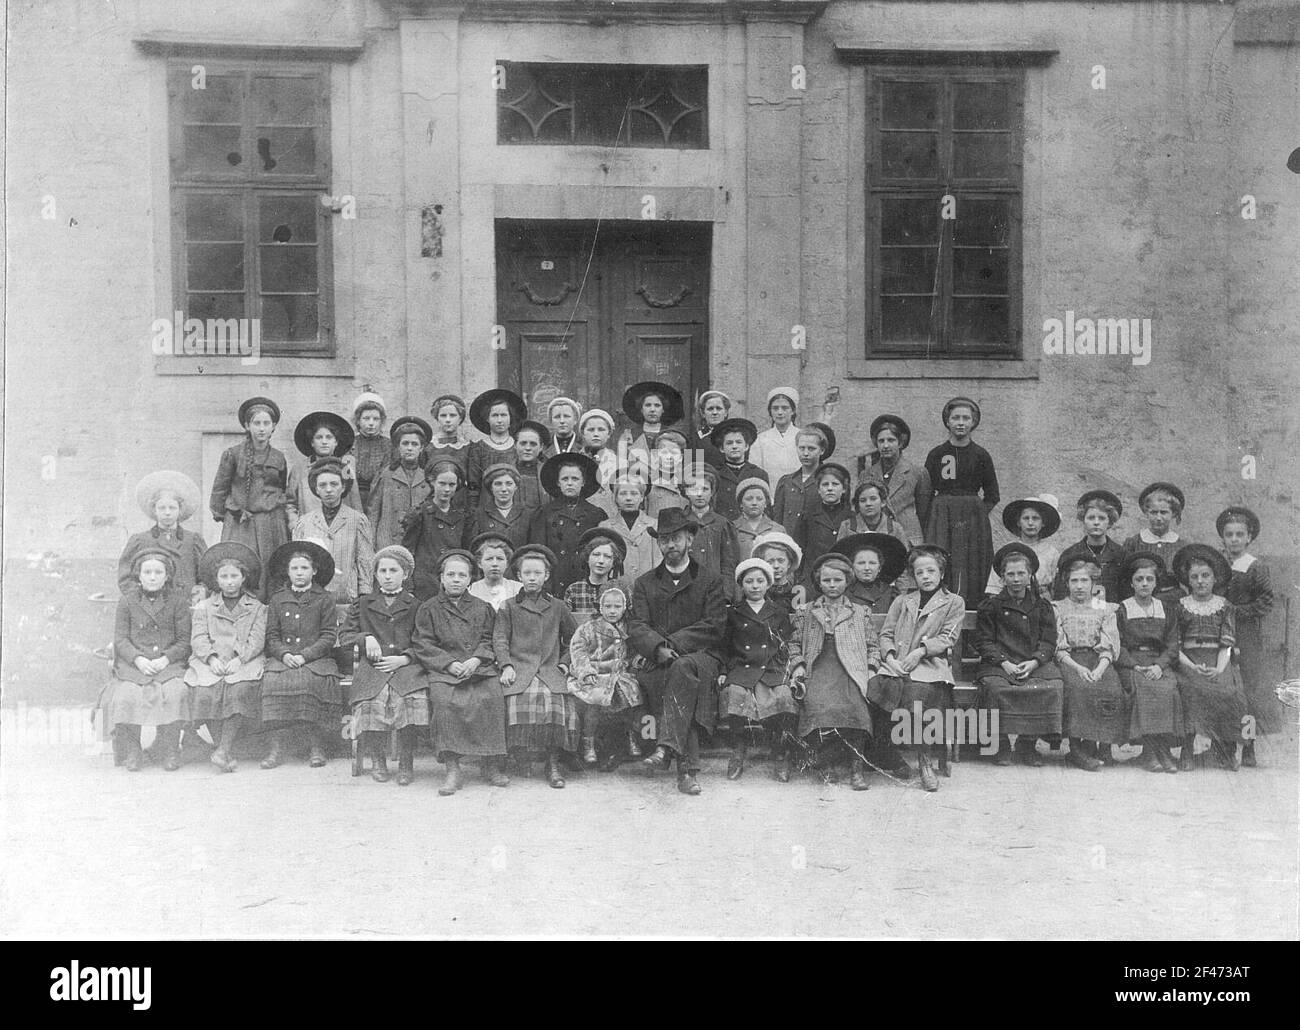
[1216, 506, 1261, 541]
[512, 543, 559, 573]
[540, 452, 600, 499]
[135, 470, 201, 522]
[1138, 481, 1186, 514]
[578, 526, 628, 562]
[1118, 550, 1167, 585]
[1173, 544, 1230, 592]
[469, 531, 516, 556]
[735, 476, 773, 504]
[517, 419, 553, 448]
[238, 396, 280, 426]
[816, 462, 852, 489]
[268, 539, 335, 588]
[372, 544, 415, 581]
[647, 507, 700, 539]
[832, 532, 909, 584]
[734, 557, 775, 585]
[482, 463, 523, 491]
[751, 530, 803, 570]
[352, 392, 387, 422]
[294, 411, 355, 458]
[1002, 494, 1062, 539]
[389, 415, 432, 445]
[993, 541, 1039, 577]
[869, 414, 911, 449]
[803, 421, 837, 460]
[199, 541, 262, 592]
[623, 381, 685, 425]
[1077, 489, 1123, 521]
[470, 389, 527, 435]
[307, 457, 352, 497]
[710, 417, 758, 449]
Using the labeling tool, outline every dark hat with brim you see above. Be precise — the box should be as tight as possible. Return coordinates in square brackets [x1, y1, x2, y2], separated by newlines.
[540, 451, 601, 499]
[200, 541, 262, 592]
[1139, 481, 1186, 513]
[294, 411, 355, 458]
[832, 532, 909, 585]
[1172, 544, 1230, 592]
[307, 457, 352, 497]
[994, 541, 1040, 578]
[1077, 489, 1123, 521]
[1002, 496, 1062, 539]
[518, 419, 553, 449]
[268, 539, 335, 588]
[469, 531, 515, 556]
[869, 414, 911, 449]
[578, 526, 628, 562]
[512, 543, 559, 573]
[1216, 506, 1261, 541]
[647, 507, 700, 539]
[469, 389, 528, 435]
[806, 422, 836, 460]
[238, 396, 280, 426]
[710, 417, 758, 449]
[816, 461, 852, 488]
[1118, 550, 1167, 585]
[390, 416, 433, 445]
[623, 381, 685, 425]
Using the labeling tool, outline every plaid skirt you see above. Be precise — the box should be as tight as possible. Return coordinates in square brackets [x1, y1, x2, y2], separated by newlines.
[190, 679, 261, 723]
[720, 667, 798, 723]
[261, 666, 343, 731]
[506, 677, 581, 752]
[351, 684, 430, 732]
[102, 676, 190, 729]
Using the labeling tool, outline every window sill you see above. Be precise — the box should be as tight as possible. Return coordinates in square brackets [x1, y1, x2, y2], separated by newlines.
[846, 356, 1039, 380]
[154, 353, 354, 378]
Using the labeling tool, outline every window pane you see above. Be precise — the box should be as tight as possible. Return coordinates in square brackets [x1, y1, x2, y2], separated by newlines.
[183, 74, 242, 124]
[498, 64, 574, 143]
[953, 248, 1008, 294]
[953, 198, 1011, 246]
[880, 131, 939, 179]
[881, 296, 937, 346]
[183, 125, 243, 174]
[260, 247, 317, 293]
[881, 198, 941, 246]
[259, 196, 318, 243]
[951, 297, 1010, 348]
[628, 70, 706, 146]
[261, 295, 319, 342]
[186, 292, 245, 322]
[253, 128, 316, 175]
[881, 80, 940, 129]
[880, 246, 938, 295]
[187, 243, 244, 291]
[254, 77, 317, 125]
[953, 82, 1012, 130]
[186, 194, 243, 241]
[953, 132, 1011, 179]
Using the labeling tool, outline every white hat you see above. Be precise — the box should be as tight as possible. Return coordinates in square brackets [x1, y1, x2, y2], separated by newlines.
[735, 557, 775, 585]
[751, 530, 803, 569]
[352, 392, 386, 419]
[547, 396, 583, 418]
[578, 408, 615, 432]
[766, 386, 799, 408]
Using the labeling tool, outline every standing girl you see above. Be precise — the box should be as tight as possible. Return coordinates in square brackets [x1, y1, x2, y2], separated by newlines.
[1053, 490, 1125, 602]
[402, 460, 471, 599]
[831, 532, 907, 615]
[467, 389, 526, 511]
[692, 389, 731, 471]
[711, 418, 768, 521]
[749, 386, 802, 483]
[495, 545, 580, 789]
[185, 542, 266, 773]
[621, 381, 686, 465]
[544, 397, 583, 456]
[751, 531, 806, 617]
[1218, 506, 1275, 766]
[527, 453, 606, 595]
[986, 495, 1061, 597]
[1053, 560, 1126, 771]
[469, 464, 531, 551]
[861, 415, 930, 547]
[292, 458, 374, 608]
[103, 549, 193, 772]
[413, 549, 508, 795]
[643, 431, 690, 518]
[796, 462, 853, 585]
[772, 426, 832, 538]
[424, 394, 471, 509]
[514, 419, 551, 514]
[787, 552, 881, 790]
[683, 467, 740, 589]
[924, 397, 999, 605]
[1120, 482, 1188, 604]
[119, 470, 208, 603]
[733, 478, 780, 558]
[576, 408, 620, 518]
[209, 397, 291, 584]
[286, 411, 363, 522]
[259, 540, 341, 769]
[600, 474, 661, 583]
[366, 416, 432, 551]
[837, 481, 911, 547]
[350, 392, 393, 511]
[1115, 553, 1182, 774]
[568, 585, 646, 771]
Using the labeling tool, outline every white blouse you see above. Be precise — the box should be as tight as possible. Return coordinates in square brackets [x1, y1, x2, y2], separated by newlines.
[749, 425, 801, 483]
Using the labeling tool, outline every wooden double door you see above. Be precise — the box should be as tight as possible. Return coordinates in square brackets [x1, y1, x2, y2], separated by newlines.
[496, 220, 711, 418]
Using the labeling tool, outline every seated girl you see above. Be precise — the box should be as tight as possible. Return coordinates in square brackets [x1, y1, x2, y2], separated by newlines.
[467, 531, 522, 610]
[1053, 559, 1125, 772]
[1115, 554, 1181, 773]
[567, 585, 646, 772]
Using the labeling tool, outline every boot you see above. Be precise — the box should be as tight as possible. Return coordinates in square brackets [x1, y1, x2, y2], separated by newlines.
[112, 728, 127, 767]
[122, 725, 143, 772]
[1140, 740, 1162, 772]
[626, 727, 643, 759]
[849, 757, 871, 791]
[159, 725, 182, 772]
[642, 745, 672, 772]
[438, 756, 464, 796]
[366, 732, 390, 782]
[260, 732, 285, 769]
[308, 728, 328, 768]
[211, 716, 240, 772]
[937, 743, 952, 778]
[484, 755, 511, 787]
[993, 736, 1013, 766]
[1067, 738, 1101, 772]
[677, 771, 702, 795]
[547, 750, 566, 789]
[918, 748, 939, 792]
[1094, 741, 1115, 766]
[1155, 740, 1178, 774]
[727, 738, 747, 780]
[772, 740, 792, 783]
[580, 736, 598, 768]
[1177, 735, 1196, 772]
[1241, 739, 1258, 768]
[1213, 739, 1240, 772]
[396, 749, 414, 786]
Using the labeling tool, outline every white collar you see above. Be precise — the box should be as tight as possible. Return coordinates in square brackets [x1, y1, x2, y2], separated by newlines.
[1139, 528, 1179, 544]
[1122, 596, 1166, 620]
[1229, 552, 1256, 572]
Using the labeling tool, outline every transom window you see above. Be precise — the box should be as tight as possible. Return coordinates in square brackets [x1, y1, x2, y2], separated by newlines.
[497, 63, 707, 148]
[168, 62, 333, 356]
[865, 69, 1023, 358]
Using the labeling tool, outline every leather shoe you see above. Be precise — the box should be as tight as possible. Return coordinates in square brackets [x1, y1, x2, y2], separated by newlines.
[547, 757, 566, 789]
[918, 753, 939, 792]
[993, 742, 1013, 766]
[727, 749, 745, 780]
[676, 773, 702, 795]
[260, 739, 285, 769]
[772, 754, 791, 783]
[210, 749, 236, 774]
[1241, 740, 1257, 768]
[642, 746, 672, 772]
[484, 758, 511, 787]
[308, 745, 328, 768]
[372, 756, 390, 783]
[626, 729, 643, 758]
[849, 760, 870, 791]
[438, 760, 464, 795]
[1067, 746, 1101, 772]
[396, 768, 414, 787]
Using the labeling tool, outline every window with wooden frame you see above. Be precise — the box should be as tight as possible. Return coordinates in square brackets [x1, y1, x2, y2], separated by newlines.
[865, 68, 1023, 358]
[168, 62, 333, 356]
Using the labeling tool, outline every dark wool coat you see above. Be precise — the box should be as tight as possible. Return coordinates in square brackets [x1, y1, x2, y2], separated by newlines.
[113, 588, 193, 684]
[492, 592, 577, 696]
[340, 590, 427, 701]
[264, 585, 339, 675]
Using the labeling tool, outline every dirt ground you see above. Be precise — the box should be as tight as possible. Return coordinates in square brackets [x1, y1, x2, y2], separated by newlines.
[2, 723, 1297, 940]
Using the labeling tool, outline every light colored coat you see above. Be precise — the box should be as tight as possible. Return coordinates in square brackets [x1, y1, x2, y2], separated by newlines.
[366, 463, 430, 550]
[877, 587, 965, 684]
[787, 597, 881, 698]
[293, 506, 375, 603]
[185, 593, 267, 686]
[599, 513, 661, 583]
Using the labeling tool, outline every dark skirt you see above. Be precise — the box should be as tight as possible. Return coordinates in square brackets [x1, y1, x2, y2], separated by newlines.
[797, 635, 873, 738]
[1177, 645, 1248, 742]
[1121, 662, 1183, 740]
[867, 674, 951, 746]
[260, 666, 343, 731]
[102, 676, 190, 729]
[429, 673, 507, 758]
[979, 671, 1063, 737]
[720, 667, 798, 722]
[926, 494, 993, 605]
[190, 679, 261, 723]
[1236, 616, 1280, 734]
[506, 677, 581, 752]
[1061, 649, 1129, 744]
[220, 510, 290, 597]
